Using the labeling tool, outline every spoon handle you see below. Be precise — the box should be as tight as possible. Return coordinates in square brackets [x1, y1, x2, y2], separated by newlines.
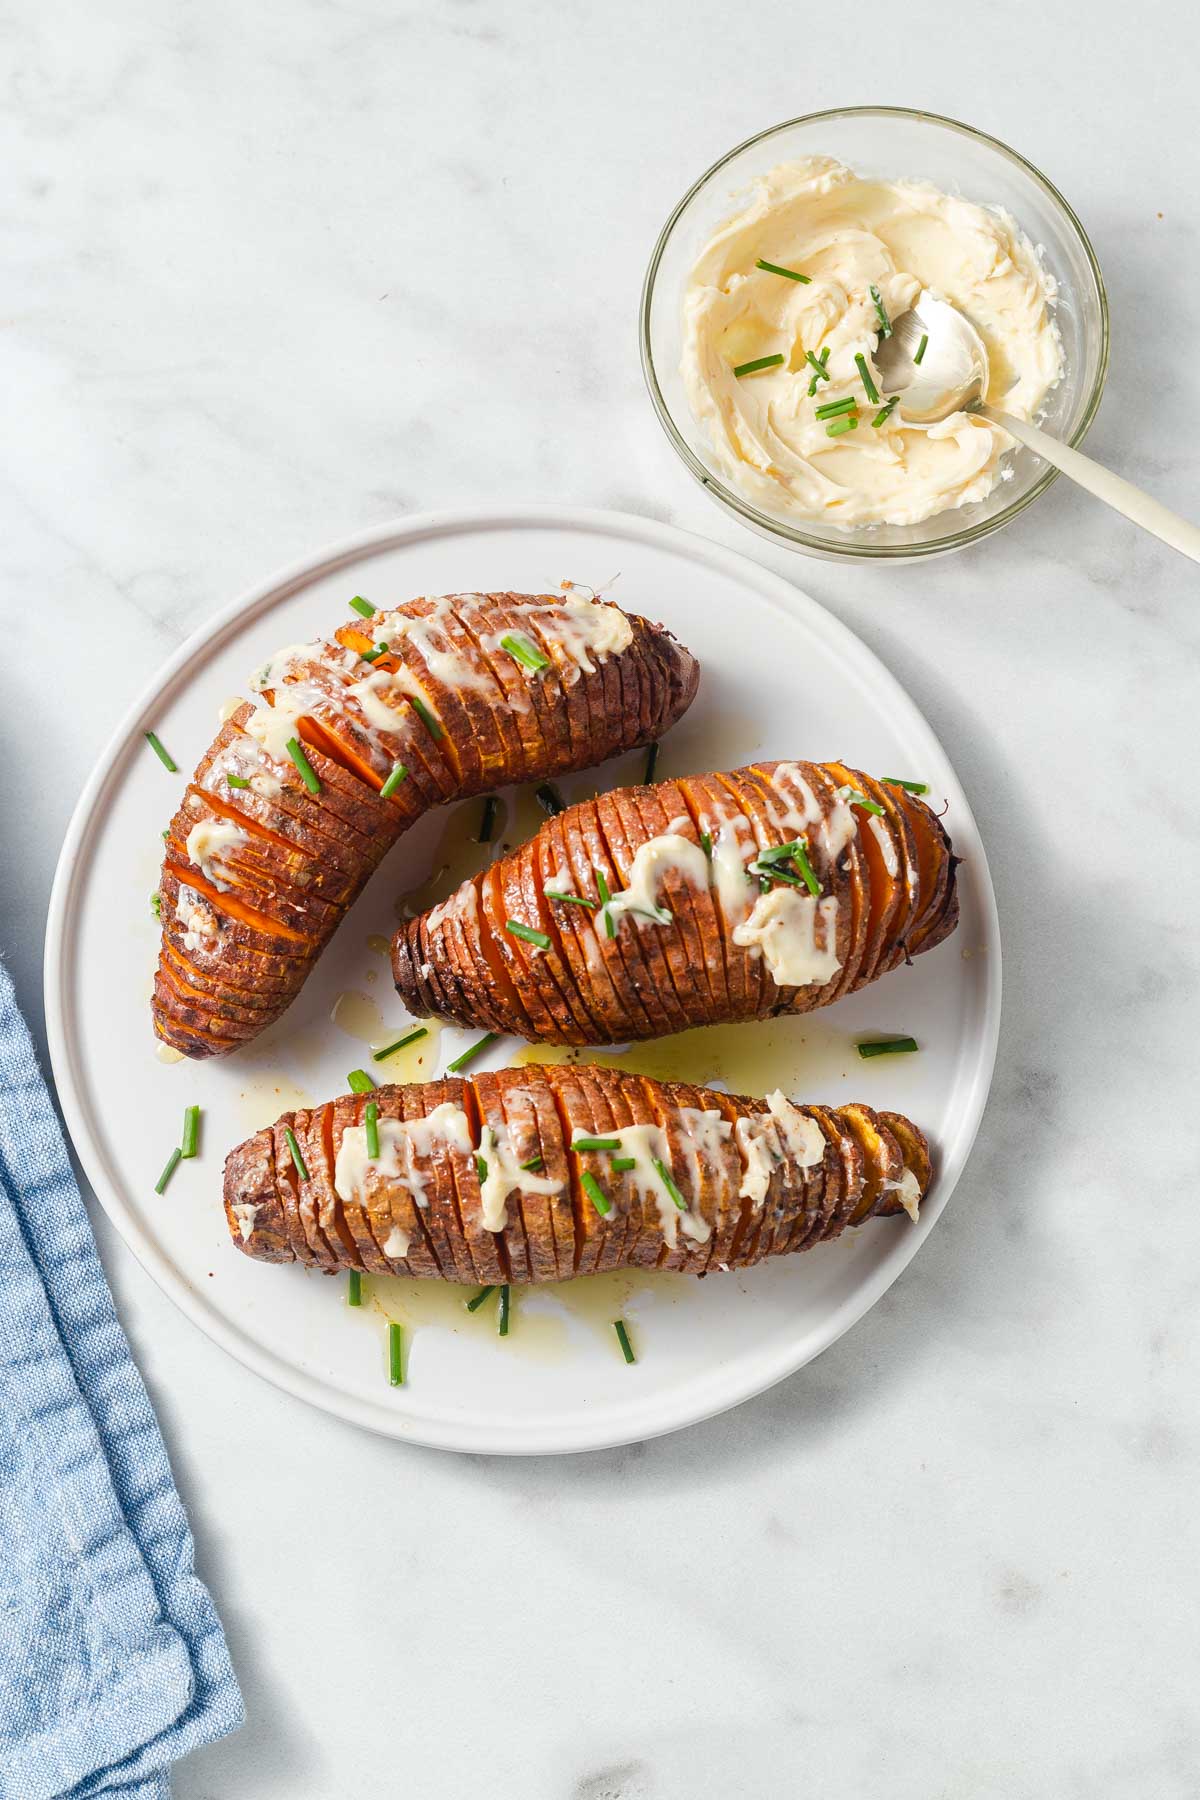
[989, 410, 1200, 565]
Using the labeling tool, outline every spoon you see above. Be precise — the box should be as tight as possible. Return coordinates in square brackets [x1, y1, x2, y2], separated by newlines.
[873, 293, 1200, 563]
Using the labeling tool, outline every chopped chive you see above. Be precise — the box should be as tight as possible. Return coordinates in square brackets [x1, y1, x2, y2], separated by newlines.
[347, 1068, 375, 1093]
[826, 417, 858, 437]
[814, 396, 857, 420]
[446, 1032, 498, 1074]
[161, 829, 168, 841]
[154, 1146, 181, 1194]
[611, 1156, 636, 1173]
[379, 759, 408, 799]
[854, 353, 880, 405]
[360, 641, 389, 664]
[388, 1320, 404, 1385]
[759, 873, 771, 893]
[150, 892, 161, 919]
[181, 1104, 200, 1159]
[807, 348, 830, 396]
[364, 1101, 380, 1160]
[226, 773, 250, 789]
[844, 787, 884, 816]
[791, 840, 821, 897]
[748, 858, 805, 888]
[581, 1171, 611, 1217]
[883, 776, 929, 795]
[497, 1283, 511, 1336]
[804, 350, 831, 384]
[545, 889, 599, 910]
[733, 353, 785, 377]
[372, 1026, 428, 1062]
[409, 695, 443, 739]
[652, 1156, 687, 1212]
[872, 397, 898, 429]
[755, 258, 810, 284]
[613, 1319, 636, 1364]
[475, 1153, 488, 1183]
[754, 839, 804, 866]
[284, 1127, 310, 1181]
[870, 284, 892, 337]
[643, 741, 659, 784]
[349, 595, 376, 618]
[520, 1154, 544, 1172]
[857, 1036, 919, 1058]
[478, 794, 498, 842]
[535, 783, 564, 816]
[466, 1285, 495, 1312]
[594, 868, 611, 905]
[500, 631, 550, 673]
[571, 1136, 622, 1153]
[914, 333, 928, 365]
[700, 830, 713, 858]
[144, 731, 177, 773]
[347, 1269, 362, 1306]
[285, 736, 321, 795]
[506, 919, 552, 950]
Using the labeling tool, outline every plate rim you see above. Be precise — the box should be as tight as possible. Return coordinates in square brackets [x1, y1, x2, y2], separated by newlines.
[43, 503, 1002, 1455]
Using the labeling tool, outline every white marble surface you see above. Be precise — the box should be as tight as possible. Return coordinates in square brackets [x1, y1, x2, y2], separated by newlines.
[4, 2, 1199, 1794]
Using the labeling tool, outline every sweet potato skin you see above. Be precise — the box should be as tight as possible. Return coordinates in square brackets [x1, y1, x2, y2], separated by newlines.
[152, 593, 699, 1058]
[393, 760, 959, 1044]
[223, 1065, 932, 1281]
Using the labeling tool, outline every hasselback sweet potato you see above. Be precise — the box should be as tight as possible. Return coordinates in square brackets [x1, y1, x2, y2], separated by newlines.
[223, 1065, 930, 1280]
[392, 759, 957, 1043]
[152, 591, 699, 1057]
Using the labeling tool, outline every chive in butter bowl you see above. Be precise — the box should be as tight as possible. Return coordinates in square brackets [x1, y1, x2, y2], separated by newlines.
[640, 107, 1109, 561]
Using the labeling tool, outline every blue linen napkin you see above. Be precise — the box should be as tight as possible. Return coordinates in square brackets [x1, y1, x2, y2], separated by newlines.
[0, 957, 243, 1799]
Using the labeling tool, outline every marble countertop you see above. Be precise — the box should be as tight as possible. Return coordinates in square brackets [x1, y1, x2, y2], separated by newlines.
[5, 3, 1199, 1795]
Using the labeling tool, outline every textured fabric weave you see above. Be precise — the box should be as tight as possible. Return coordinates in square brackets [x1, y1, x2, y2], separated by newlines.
[0, 959, 243, 1798]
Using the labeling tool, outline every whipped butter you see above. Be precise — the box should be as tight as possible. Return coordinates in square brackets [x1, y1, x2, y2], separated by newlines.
[681, 156, 1063, 528]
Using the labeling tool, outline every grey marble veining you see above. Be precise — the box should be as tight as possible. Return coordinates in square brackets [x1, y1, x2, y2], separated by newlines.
[3, 2, 1199, 1796]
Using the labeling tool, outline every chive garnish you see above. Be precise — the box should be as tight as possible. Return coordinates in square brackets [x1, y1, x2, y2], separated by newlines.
[844, 787, 884, 817]
[857, 1036, 919, 1058]
[181, 1104, 200, 1160]
[478, 795, 498, 842]
[652, 1157, 687, 1211]
[872, 398, 898, 429]
[347, 1270, 362, 1306]
[545, 889, 599, 910]
[883, 777, 929, 795]
[144, 732, 177, 773]
[372, 1026, 428, 1062]
[497, 1284, 511, 1337]
[643, 741, 659, 784]
[410, 695, 443, 739]
[466, 1285, 495, 1312]
[700, 831, 713, 858]
[613, 1319, 636, 1364]
[161, 829, 168, 841]
[733, 353, 785, 378]
[284, 1127, 309, 1181]
[792, 840, 821, 898]
[500, 631, 550, 673]
[347, 1068, 375, 1093]
[914, 333, 928, 365]
[364, 1101, 380, 1160]
[870, 284, 892, 337]
[747, 858, 805, 889]
[571, 1136, 621, 1153]
[759, 874, 771, 893]
[826, 417, 858, 437]
[595, 868, 611, 904]
[154, 1147, 181, 1195]
[755, 258, 811, 284]
[360, 641, 389, 663]
[814, 396, 857, 420]
[150, 892, 161, 919]
[611, 1156, 636, 1173]
[804, 350, 831, 385]
[754, 839, 803, 866]
[520, 1154, 544, 1172]
[379, 760, 408, 799]
[506, 920, 552, 950]
[854, 353, 880, 405]
[446, 1032, 498, 1074]
[286, 736, 321, 795]
[388, 1320, 404, 1385]
[475, 1152, 488, 1183]
[227, 773, 250, 789]
[581, 1172, 611, 1217]
[349, 595, 376, 618]
[535, 783, 564, 816]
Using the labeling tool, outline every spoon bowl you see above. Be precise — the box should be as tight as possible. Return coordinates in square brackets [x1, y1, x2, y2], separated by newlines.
[874, 295, 990, 423]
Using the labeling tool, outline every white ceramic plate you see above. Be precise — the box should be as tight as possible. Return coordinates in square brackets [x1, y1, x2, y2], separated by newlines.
[45, 507, 1000, 1455]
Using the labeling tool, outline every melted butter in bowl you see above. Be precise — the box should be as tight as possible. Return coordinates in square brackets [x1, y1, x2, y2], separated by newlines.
[681, 154, 1063, 529]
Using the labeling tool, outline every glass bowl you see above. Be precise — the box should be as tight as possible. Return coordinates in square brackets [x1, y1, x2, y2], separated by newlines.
[640, 107, 1109, 560]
